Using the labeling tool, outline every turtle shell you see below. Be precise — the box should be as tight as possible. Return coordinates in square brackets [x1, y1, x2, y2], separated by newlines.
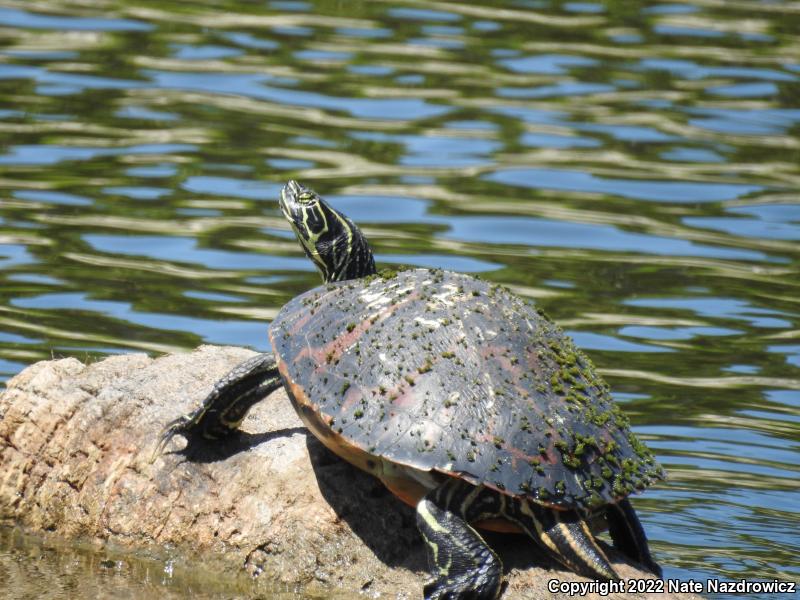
[269, 268, 664, 512]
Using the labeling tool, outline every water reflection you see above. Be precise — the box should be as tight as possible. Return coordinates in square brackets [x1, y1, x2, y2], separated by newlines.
[0, 0, 798, 596]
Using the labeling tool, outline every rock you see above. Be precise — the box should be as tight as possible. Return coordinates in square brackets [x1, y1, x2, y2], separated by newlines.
[0, 346, 701, 599]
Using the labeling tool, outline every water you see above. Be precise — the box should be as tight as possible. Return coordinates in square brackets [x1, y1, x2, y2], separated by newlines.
[0, 0, 798, 597]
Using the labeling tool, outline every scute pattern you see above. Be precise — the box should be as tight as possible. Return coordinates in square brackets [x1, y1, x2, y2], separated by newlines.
[270, 269, 664, 512]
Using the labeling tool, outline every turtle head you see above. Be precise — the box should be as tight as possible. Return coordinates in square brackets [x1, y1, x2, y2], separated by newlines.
[279, 180, 377, 283]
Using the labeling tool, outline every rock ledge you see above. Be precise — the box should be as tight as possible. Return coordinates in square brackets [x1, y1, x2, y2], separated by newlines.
[0, 346, 700, 599]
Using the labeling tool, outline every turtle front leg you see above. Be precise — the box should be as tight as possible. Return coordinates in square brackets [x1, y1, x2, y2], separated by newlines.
[416, 480, 503, 600]
[606, 498, 662, 577]
[154, 352, 281, 457]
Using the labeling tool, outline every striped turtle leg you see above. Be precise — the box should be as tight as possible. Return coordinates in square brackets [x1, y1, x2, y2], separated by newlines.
[503, 498, 618, 581]
[606, 499, 662, 577]
[416, 480, 504, 600]
[154, 353, 281, 457]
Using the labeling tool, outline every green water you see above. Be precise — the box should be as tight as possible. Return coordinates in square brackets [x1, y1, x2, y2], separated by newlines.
[0, 0, 798, 598]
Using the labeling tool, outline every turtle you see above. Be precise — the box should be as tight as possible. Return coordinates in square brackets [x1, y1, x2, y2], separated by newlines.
[157, 179, 665, 599]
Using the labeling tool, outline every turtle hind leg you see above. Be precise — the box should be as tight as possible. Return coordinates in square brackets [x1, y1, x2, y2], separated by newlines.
[506, 499, 618, 581]
[607, 498, 662, 577]
[416, 481, 503, 600]
[153, 352, 281, 459]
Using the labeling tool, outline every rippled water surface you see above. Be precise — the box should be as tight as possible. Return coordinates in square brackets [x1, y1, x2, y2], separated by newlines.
[0, 0, 798, 597]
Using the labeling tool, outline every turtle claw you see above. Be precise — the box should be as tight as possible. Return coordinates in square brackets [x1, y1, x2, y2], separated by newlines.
[150, 416, 191, 463]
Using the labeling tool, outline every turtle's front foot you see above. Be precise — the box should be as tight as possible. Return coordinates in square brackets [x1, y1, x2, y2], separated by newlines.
[151, 352, 283, 461]
[151, 405, 218, 461]
[151, 415, 192, 460]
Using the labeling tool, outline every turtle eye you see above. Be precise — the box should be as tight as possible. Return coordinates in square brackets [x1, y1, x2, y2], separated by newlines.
[297, 192, 316, 205]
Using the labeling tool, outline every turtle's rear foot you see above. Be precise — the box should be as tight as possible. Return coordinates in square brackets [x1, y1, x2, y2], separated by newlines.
[424, 574, 503, 600]
[500, 497, 618, 582]
[536, 508, 617, 581]
[417, 482, 503, 600]
[607, 498, 662, 577]
[152, 352, 281, 460]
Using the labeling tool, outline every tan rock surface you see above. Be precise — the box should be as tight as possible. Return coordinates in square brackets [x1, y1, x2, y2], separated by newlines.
[0, 346, 701, 599]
